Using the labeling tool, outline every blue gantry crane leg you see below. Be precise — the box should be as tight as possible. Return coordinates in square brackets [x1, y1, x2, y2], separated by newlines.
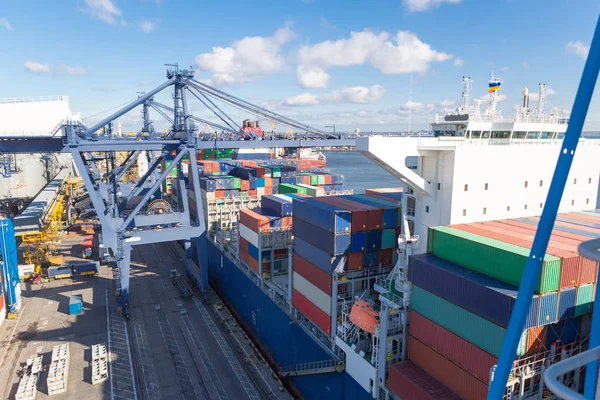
[487, 14, 600, 399]
[0, 219, 21, 318]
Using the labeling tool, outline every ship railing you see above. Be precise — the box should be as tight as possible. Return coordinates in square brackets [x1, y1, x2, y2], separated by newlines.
[544, 238, 600, 399]
[0, 95, 68, 104]
[279, 360, 341, 376]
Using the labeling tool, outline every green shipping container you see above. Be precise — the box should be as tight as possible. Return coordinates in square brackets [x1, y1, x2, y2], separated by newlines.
[381, 229, 396, 249]
[428, 226, 561, 294]
[163, 161, 178, 177]
[298, 184, 320, 197]
[232, 178, 241, 189]
[310, 175, 319, 186]
[270, 167, 281, 178]
[317, 175, 326, 185]
[576, 283, 595, 316]
[412, 286, 524, 358]
[240, 191, 248, 198]
[278, 183, 308, 195]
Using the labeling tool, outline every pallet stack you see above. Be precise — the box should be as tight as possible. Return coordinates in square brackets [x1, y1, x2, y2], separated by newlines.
[388, 211, 598, 400]
[47, 344, 69, 395]
[91, 344, 108, 385]
[15, 355, 43, 400]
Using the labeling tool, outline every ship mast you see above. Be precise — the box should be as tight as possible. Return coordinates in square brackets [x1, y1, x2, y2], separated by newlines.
[537, 83, 547, 119]
[487, 72, 502, 118]
[460, 76, 472, 114]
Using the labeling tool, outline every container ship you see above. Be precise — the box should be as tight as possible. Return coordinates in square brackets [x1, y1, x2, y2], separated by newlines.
[179, 75, 600, 399]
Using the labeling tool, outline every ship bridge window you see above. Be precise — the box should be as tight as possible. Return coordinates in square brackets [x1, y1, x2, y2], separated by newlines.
[472, 131, 482, 138]
[513, 131, 527, 139]
[527, 132, 541, 139]
[434, 130, 443, 137]
[541, 132, 554, 139]
[557, 132, 566, 139]
[481, 131, 491, 138]
[491, 131, 510, 139]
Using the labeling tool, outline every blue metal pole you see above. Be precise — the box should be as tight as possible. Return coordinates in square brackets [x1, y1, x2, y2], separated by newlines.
[487, 15, 600, 399]
[585, 280, 600, 397]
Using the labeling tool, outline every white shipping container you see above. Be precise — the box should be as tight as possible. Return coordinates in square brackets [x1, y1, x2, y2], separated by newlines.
[239, 224, 259, 247]
[18, 264, 35, 277]
[293, 272, 331, 316]
[257, 187, 265, 196]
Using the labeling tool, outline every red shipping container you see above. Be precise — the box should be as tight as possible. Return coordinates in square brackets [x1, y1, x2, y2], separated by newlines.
[251, 166, 266, 178]
[264, 177, 273, 187]
[239, 237, 249, 253]
[215, 190, 225, 199]
[241, 160, 258, 167]
[302, 176, 311, 185]
[0, 292, 5, 311]
[408, 336, 489, 400]
[240, 209, 270, 232]
[377, 249, 393, 266]
[324, 174, 332, 185]
[293, 253, 332, 294]
[274, 248, 288, 257]
[293, 289, 330, 334]
[389, 361, 460, 400]
[499, 219, 591, 243]
[281, 217, 292, 228]
[247, 253, 259, 273]
[240, 179, 250, 191]
[483, 221, 581, 253]
[347, 252, 363, 271]
[526, 326, 548, 356]
[409, 311, 497, 384]
[240, 247, 250, 266]
[198, 160, 219, 172]
[579, 257, 598, 285]
[565, 212, 600, 224]
[315, 197, 372, 231]
[248, 189, 257, 197]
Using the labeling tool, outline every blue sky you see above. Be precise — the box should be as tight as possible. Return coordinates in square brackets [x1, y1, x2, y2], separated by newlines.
[1, 0, 599, 132]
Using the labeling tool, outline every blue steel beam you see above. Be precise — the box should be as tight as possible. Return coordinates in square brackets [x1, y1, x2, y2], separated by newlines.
[487, 15, 600, 399]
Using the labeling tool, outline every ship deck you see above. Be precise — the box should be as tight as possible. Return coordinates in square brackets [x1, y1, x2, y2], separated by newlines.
[0, 237, 290, 400]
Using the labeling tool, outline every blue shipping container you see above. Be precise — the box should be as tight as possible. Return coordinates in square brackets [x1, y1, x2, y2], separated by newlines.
[248, 242, 259, 260]
[408, 254, 540, 329]
[538, 291, 559, 326]
[350, 232, 367, 252]
[562, 316, 582, 344]
[261, 195, 292, 217]
[557, 287, 577, 320]
[366, 230, 382, 251]
[293, 199, 351, 234]
[293, 217, 350, 255]
[69, 294, 83, 315]
[199, 177, 216, 192]
[294, 237, 345, 273]
[363, 252, 378, 268]
[71, 262, 99, 275]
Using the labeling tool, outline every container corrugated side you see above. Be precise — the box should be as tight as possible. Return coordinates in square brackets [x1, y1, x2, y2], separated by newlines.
[429, 226, 560, 293]
[239, 224, 259, 247]
[525, 326, 547, 356]
[381, 229, 396, 249]
[293, 272, 331, 315]
[340, 195, 398, 229]
[292, 289, 330, 334]
[294, 237, 345, 273]
[388, 361, 460, 400]
[366, 230, 382, 251]
[408, 254, 539, 329]
[260, 195, 292, 217]
[292, 217, 350, 256]
[576, 283, 595, 316]
[557, 287, 577, 320]
[538, 292, 558, 326]
[411, 286, 506, 357]
[408, 336, 489, 400]
[315, 197, 369, 232]
[578, 257, 598, 285]
[239, 209, 270, 232]
[293, 253, 331, 294]
[409, 311, 497, 384]
[292, 198, 351, 234]
[350, 232, 366, 252]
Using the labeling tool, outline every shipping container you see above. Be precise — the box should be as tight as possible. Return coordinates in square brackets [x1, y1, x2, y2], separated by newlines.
[293, 253, 331, 294]
[575, 283, 594, 316]
[293, 217, 350, 256]
[411, 286, 507, 357]
[293, 289, 331, 334]
[381, 229, 396, 249]
[293, 272, 331, 315]
[239, 224, 259, 247]
[408, 254, 540, 329]
[340, 195, 399, 228]
[525, 326, 547, 356]
[350, 232, 367, 252]
[297, 184, 325, 197]
[279, 183, 308, 195]
[388, 361, 461, 400]
[408, 336, 489, 400]
[409, 311, 497, 384]
[261, 195, 293, 217]
[316, 197, 383, 231]
[538, 292, 558, 326]
[366, 230, 382, 251]
[292, 198, 351, 234]
[562, 317, 582, 344]
[363, 252, 378, 268]
[294, 237, 345, 274]
[71, 262, 99, 276]
[578, 257, 598, 285]
[557, 287, 577, 320]
[69, 295, 83, 315]
[240, 209, 270, 232]
[428, 226, 560, 293]
[377, 249, 393, 266]
[347, 253, 363, 271]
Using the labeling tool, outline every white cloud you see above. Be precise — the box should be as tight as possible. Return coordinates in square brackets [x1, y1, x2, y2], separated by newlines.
[437, 100, 457, 108]
[478, 94, 508, 102]
[401, 101, 434, 111]
[140, 18, 159, 33]
[81, 0, 122, 24]
[24, 61, 51, 74]
[566, 41, 590, 60]
[296, 30, 452, 87]
[528, 87, 556, 102]
[453, 57, 463, 67]
[296, 66, 329, 88]
[402, 0, 462, 12]
[60, 65, 87, 75]
[0, 17, 12, 30]
[501, 66, 509, 72]
[283, 85, 386, 107]
[194, 25, 294, 85]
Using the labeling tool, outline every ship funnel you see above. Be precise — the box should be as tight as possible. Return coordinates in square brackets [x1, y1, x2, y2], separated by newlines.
[522, 87, 529, 108]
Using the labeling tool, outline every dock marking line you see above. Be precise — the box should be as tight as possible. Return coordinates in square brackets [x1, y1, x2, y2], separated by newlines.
[0, 305, 26, 370]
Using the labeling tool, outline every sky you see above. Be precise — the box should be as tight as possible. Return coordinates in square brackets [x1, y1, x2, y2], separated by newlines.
[1, 0, 599, 133]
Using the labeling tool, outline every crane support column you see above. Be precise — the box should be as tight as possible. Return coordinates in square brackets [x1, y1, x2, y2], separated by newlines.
[0, 220, 20, 318]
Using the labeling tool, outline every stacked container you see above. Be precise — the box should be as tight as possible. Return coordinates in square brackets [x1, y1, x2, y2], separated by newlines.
[395, 212, 597, 400]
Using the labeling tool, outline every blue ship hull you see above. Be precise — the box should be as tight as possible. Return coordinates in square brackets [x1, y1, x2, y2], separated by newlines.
[188, 238, 372, 400]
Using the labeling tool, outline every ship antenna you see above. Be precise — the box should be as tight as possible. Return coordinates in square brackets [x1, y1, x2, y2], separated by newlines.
[461, 76, 472, 113]
[488, 71, 502, 118]
[408, 71, 413, 135]
[537, 83, 547, 119]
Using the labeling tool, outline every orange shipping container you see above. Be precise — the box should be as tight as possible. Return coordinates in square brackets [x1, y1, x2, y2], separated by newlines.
[215, 190, 225, 199]
[240, 179, 250, 191]
[526, 326, 548, 356]
[239, 209, 270, 232]
[264, 186, 273, 195]
[408, 336, 488, 400]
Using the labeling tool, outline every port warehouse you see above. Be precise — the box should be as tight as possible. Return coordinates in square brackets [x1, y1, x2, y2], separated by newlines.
[176, 151, 599, 399]
[5, 147, 599, 399]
